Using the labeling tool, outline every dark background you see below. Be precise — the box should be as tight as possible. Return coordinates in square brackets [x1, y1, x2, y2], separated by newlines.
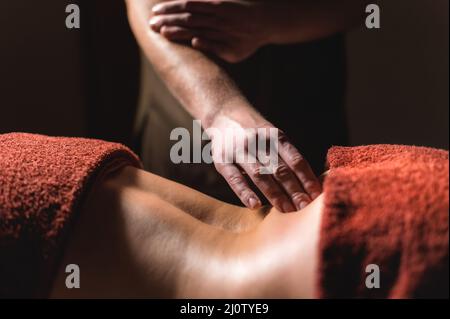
[0, 0, 140, 146]
[0, 0, 448, 150]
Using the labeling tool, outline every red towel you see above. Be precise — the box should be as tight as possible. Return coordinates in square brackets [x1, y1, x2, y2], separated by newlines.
[0, 133, 141, 298]
[318, 145, 449, 298]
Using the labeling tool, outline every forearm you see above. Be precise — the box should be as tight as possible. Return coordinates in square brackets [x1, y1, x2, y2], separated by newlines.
[126, 0, 260, 127]
[265, 0, 365, 45]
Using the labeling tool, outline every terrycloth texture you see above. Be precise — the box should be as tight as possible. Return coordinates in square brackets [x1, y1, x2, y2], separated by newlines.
[319, 145, 449, 298]
[0, 133, 141, 298]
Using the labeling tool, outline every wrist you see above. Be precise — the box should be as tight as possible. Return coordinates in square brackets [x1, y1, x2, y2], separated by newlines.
[208, 105, 270, 133]
[203, 96, 252, 129]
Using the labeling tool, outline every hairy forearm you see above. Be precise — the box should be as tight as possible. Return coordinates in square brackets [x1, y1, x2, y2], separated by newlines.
[266, 0, 365, 45]
[126, 0, 260, 127]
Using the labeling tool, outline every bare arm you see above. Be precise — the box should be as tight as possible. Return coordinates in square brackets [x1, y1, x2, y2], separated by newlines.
[150, 0, 365, 63]
[126, 0, 261, 128]
[126, 0, 323, 213]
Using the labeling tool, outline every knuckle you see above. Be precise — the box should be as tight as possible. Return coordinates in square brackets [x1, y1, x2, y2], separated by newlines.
[183, 12, 194, 23]
[252, 172, 271, 187]
[228, 174, 244, 187]
[291, 154, 306, 169]
[303, 180, 320, 193]
[291, 192, 309, 202]
[249, 166, 263, 178]
[273, 164, 291, 180]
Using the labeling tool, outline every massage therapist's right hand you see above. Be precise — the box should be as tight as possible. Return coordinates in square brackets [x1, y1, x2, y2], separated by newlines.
[208, 114, 322, 213]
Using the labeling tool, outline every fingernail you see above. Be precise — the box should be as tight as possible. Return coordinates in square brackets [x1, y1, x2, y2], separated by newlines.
[248, 197, 261, 209]
[149, 17, 159, 26]
[299, 201, 309, 210]
[152, 4, 163, 13]
[294, 200, 303, 211]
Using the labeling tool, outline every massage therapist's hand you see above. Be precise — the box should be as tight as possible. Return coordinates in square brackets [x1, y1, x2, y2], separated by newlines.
[207, 113, 322, 213]
[150, 0, 274, 63]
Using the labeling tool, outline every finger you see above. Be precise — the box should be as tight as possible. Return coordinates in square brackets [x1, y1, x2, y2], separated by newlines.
[191, 37, 226, 54]
[215, 163, 262, 210]
[160, 26, 195, 42]
[152, 0, 221, 15]
[192, 37, 239, 63]
[271, 159, 312, 210]
[149, 13, 218, 32]
[240, 156, 296, 213]
[278, 134, 322, 200]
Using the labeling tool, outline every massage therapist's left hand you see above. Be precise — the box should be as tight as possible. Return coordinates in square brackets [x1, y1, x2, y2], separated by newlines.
[206, 111, 322, 213]
[150, 0, 273, 63]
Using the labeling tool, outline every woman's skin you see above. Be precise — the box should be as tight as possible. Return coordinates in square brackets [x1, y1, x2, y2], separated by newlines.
[50, 166, 323, 298]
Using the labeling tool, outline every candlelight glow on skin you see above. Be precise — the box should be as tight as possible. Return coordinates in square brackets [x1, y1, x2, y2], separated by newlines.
[50, 166, 323, 299]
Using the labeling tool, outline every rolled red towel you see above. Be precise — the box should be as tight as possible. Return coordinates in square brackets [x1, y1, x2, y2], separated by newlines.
[0, 133, 142, 298]
[318, 145, 449, 298]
